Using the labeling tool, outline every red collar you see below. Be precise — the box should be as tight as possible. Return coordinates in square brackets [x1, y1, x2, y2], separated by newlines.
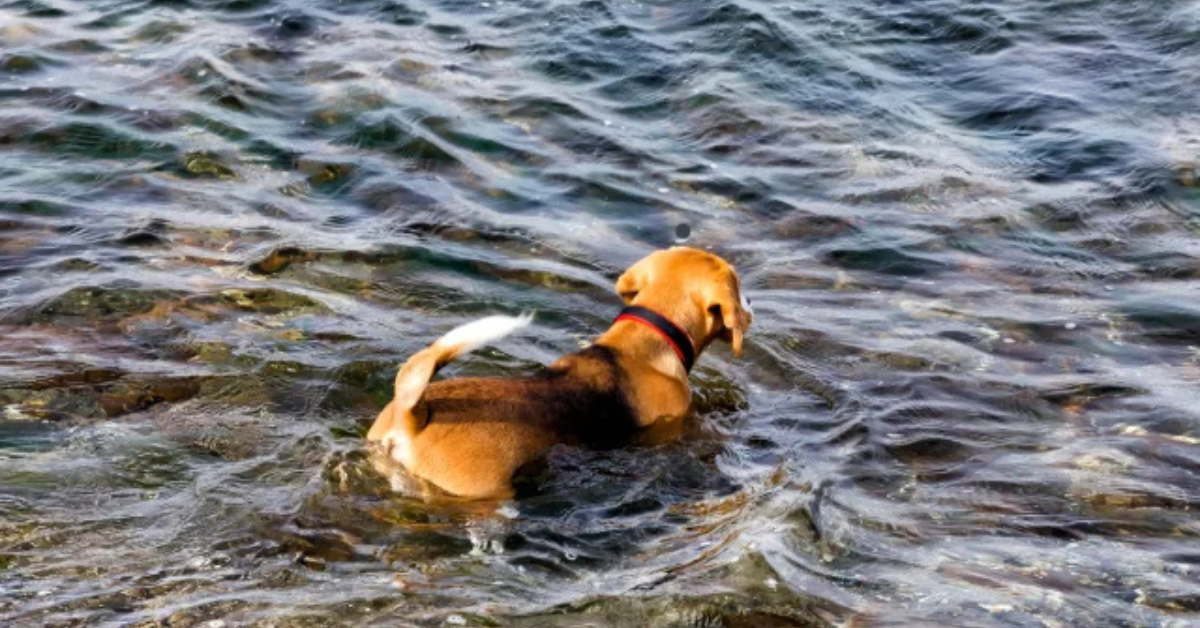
[614, 306, 696, 372]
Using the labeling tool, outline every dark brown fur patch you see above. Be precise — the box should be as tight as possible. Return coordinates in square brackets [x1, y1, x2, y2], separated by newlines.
[414, 345, 638, 450]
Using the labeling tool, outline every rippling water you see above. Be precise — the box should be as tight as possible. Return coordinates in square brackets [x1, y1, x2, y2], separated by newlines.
[2, 0, 1199, 626]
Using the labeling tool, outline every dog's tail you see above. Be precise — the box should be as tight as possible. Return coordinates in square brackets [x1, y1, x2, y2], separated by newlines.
[366, 313, 533, 442]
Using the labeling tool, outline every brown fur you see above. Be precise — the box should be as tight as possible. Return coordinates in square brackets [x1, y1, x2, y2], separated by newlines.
[366, 247, 753, 499]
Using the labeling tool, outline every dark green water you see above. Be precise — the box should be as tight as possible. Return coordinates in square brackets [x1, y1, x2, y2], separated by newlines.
[2, 1, 1199, 626]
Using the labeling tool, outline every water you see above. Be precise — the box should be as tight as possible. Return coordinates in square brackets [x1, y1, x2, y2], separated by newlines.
[2, 0, 1199, 626]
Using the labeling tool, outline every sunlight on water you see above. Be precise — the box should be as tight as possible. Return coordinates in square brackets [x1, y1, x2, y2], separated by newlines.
[2, 1, 1199, 626]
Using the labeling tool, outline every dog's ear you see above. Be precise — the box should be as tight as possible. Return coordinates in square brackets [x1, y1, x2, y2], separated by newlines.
[705, 274, 752, 358]
[615, 253, 657, 304]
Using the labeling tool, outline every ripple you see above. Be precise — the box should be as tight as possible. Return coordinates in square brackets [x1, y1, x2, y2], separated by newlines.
[3, 0, 1200, 627]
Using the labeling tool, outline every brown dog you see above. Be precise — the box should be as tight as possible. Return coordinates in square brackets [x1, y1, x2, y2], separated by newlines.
[366, 247, 753, 499]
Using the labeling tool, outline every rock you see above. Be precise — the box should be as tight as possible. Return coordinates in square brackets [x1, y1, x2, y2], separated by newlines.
[190, 288, 326, 315]
[248, 247, 318, 275]
[22, 285, 183, 327]
[1174, 162, 1196, 187]
[97, 378, 202, 418]
[0, 54, 41, 73]
[181, 152, 237, 179]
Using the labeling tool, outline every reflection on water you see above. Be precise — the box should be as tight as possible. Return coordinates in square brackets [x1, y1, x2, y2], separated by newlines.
[2, 0, 1199, 626]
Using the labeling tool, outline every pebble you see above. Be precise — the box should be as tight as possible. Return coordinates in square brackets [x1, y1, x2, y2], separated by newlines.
[447, 615, 467, 626]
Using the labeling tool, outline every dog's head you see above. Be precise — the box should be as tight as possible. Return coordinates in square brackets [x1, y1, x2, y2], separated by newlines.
[615, 247, 753, 357]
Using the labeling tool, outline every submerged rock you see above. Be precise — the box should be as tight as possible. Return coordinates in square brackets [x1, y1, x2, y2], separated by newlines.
[507, 590, 838, 628]
[97, 378, 202, 418]
[248, 247, 320, 275]
[0, 53, 42, 73]
[180, 152, 238, 179]
[175, 288, 327, 316]
[690, 370, 749, 416]
[19, 285, 184, 327]
[1174, 161, 1196, 188]
[297, 159, 355, 186]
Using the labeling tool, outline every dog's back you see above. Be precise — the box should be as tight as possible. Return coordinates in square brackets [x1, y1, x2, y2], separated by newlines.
[399, 346, 640, 497]
[420, 346, 639, 444]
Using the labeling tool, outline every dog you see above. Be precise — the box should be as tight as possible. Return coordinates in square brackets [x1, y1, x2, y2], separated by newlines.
[366, 247, 753, 499]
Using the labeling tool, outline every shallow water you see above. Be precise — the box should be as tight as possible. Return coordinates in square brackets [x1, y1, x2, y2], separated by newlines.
[2, 0, 1199, 626]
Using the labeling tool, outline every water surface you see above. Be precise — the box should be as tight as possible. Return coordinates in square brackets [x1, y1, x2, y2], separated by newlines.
[2, 1, 1199, 626]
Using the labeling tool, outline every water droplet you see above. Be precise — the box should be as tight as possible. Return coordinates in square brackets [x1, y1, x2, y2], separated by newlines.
[1002, 337, 1015, 344]
[197, 70, 207, 77]
[657, 187, 669, 194]
[447, 615, 467, 626]
[674, 223, 691, 241]
[564, 550, 577, 561]
[1065, 322, 1077, 330]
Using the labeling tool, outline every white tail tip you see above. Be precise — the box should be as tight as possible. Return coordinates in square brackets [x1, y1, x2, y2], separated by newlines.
[436, 312, 534, 356]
